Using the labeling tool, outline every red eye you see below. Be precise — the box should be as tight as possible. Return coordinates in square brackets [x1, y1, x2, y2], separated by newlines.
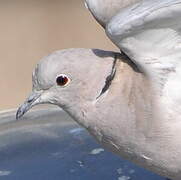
[56, 74, 70, 86]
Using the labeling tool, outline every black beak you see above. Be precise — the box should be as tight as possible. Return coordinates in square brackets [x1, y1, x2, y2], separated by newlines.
[16, 92, 41, 120]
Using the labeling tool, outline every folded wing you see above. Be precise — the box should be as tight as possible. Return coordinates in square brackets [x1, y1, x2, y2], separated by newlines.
[85, 0, 140, 28]
[106, 0, 181, 86]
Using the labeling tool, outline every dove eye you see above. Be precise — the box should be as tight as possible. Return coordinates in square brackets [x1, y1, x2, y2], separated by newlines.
[56, 74, 70, 86]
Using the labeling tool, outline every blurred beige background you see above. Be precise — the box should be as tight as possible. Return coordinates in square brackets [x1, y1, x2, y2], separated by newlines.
[0, 0, 118, 110]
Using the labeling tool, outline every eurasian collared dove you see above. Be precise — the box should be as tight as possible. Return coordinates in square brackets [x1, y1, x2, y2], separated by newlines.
[16, 0, 181, 179]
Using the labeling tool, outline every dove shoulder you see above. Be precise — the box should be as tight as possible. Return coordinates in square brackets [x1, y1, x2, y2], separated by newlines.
[106, 0, 181, 109]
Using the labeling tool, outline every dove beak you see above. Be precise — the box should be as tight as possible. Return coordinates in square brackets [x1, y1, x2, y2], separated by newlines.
[16, 91, 42, 120]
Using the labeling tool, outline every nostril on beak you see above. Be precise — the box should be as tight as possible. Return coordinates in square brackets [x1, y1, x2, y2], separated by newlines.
[27, 92, 41, 104]
[27, 98, 34, 103]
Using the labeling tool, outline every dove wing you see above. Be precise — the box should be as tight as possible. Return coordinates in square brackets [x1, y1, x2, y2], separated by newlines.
[106, 0, 181, 85]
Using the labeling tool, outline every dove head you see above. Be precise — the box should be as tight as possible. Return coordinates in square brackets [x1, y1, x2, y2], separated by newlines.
[16, 48, 118, 121]
[85, 0, 139, 28]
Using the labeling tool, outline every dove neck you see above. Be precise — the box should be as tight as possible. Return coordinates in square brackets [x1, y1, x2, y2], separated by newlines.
[62, 54, 153, 132]
[61, 102, 92, 129]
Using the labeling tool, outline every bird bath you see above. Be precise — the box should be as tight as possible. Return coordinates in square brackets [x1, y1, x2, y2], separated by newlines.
[0, 106, 167, 180]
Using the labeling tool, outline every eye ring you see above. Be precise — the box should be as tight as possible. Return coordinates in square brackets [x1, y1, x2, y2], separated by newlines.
[56, 74, 71, 87]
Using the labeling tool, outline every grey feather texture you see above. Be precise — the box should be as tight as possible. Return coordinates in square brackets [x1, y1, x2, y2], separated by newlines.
[85, 0, 140, 27]
[16, 0, 181, 179]
[17, 48, 181, 180]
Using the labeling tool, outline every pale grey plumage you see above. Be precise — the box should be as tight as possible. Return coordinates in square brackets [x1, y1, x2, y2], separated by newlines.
[85, 0, 140, 27]
[16, 0, 181, 179]
[16, 49, 121, 121]
[85, 0, 181, 179]
[16, 48, 175, 179]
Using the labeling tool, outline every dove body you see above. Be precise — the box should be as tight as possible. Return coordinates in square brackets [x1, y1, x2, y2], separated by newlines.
[17, 49, 181, 179]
